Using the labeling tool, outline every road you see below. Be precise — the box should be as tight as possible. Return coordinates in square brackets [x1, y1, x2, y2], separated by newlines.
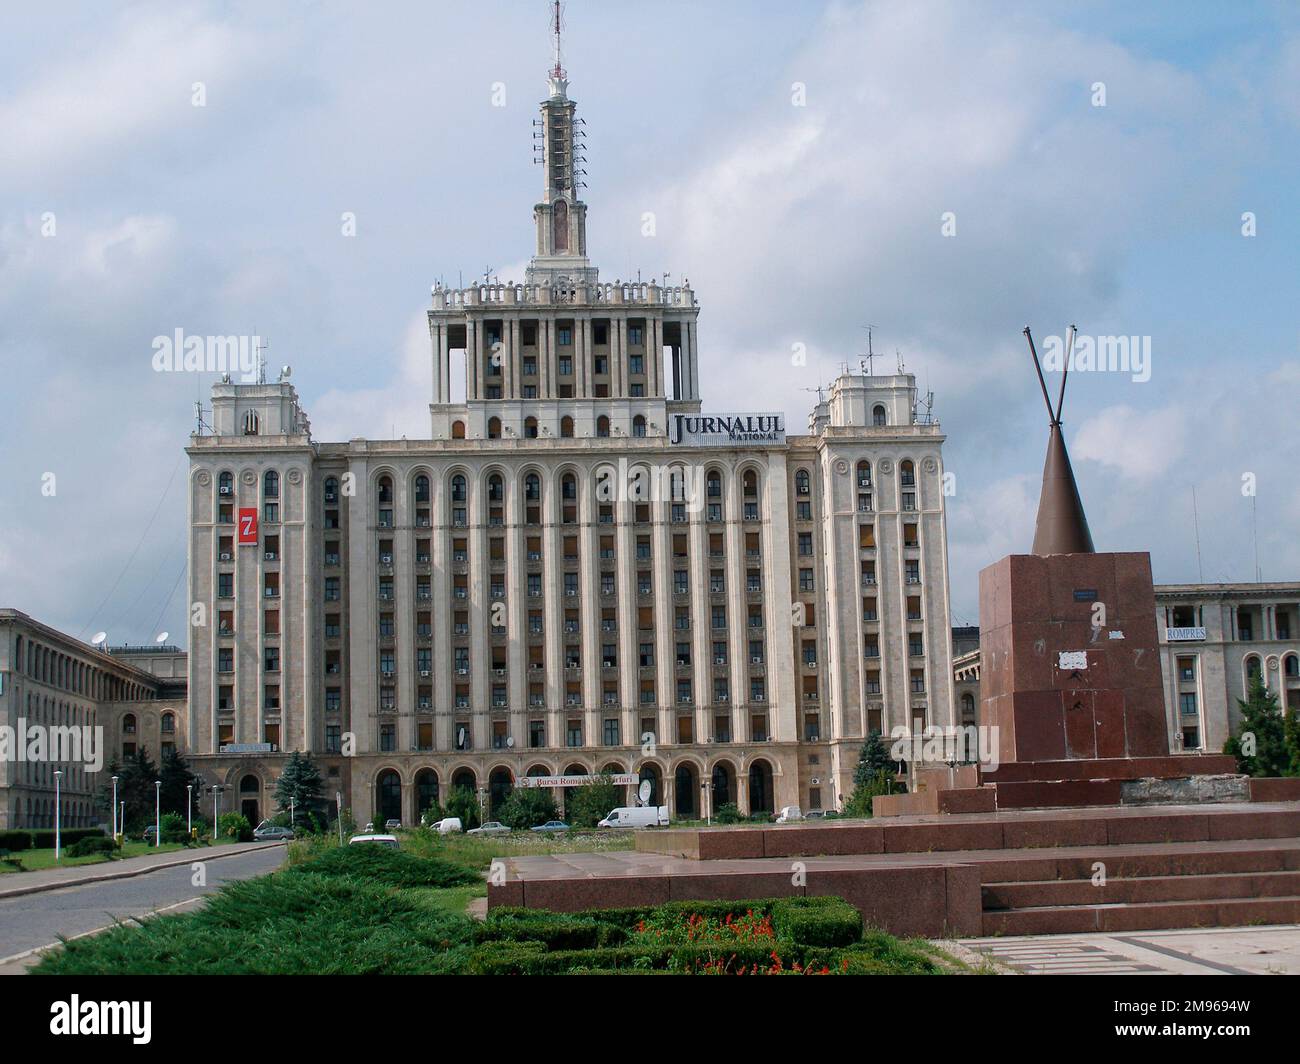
[0, 845, 287, 964]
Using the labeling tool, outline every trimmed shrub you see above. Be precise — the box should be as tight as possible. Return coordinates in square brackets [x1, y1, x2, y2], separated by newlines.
[0, 830, 33, 853]
[28, 828, 105, 849]
[217, 812, 253, 842]
[66, 836, 118, 859]
[294, 841, 480, 889]
[475, 913, 613, 951]
[771, 897, 862, 948]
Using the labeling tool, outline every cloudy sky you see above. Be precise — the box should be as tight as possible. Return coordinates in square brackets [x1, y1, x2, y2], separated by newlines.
[1, 0, 1297, 646]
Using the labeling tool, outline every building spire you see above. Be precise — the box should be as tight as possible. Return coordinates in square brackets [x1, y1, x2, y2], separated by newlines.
[1024, 326, 1095, 556]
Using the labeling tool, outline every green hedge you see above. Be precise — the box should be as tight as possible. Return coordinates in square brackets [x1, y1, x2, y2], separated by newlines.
[66, 836, 118, 859]
[0, 828, 105, 852]
[771, 897, 862, 948]
[293, 842, 480, 889]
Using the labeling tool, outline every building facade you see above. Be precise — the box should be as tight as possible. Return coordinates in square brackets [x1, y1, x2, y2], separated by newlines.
[1156, 583, 1300, 753]
[180, 56, 957, 825]
[0, 609, 186, 830]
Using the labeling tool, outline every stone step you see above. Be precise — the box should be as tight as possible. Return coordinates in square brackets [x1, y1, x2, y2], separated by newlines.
[974, 839, 1300, 883]
[981, 755, 1239, 784]
[981, 894, 1300, 936]
[983, 869, 1300, 909]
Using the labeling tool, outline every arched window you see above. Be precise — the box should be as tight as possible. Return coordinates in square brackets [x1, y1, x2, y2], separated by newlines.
[632, 415, 646, 438]
[706, 471, 722, 499]
[795, 470, 810, 496]
[872, 404, 887, 427]
[488, 474, 504, 503]
[488, 416, 502, 439]
[900, 460, 915, 487]
[451, 474, 467, 502]
[1285, 655, 1299, 679]
[218, 471, 234, 497]
[263, 470, 279, 499]
[743, 470, 759, 498]
[376, 770, 402, 825]
[524, 416, 539, 439]
[524, 473, 541, 502]
[451, 420, 466, 439]
[560, 415, 574, 438]
[856, 461, 871, 488]
[324, 476, 338, 503]
[1246, 656, 1263, 681]
[377, 475, 394, 504]
[122, 714, 136, 735]
[596, 415, 610, 438]
[161, 712, 175, 734]
[414, 474, 430, 503]
[243, 410, 259, 435]
[561, 473, 577, 501]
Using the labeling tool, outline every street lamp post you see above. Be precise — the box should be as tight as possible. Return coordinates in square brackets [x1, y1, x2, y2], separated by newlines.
[111, 775, 119, 841]
[702, 779, 711, 827]
[54, 770, 63, 862]
[154, 780, 161, 848]
[212, 785, 222, 840]
[186, 785, 193, 837]
[290, 797, 295, 830]
[119, 801, 125, 839]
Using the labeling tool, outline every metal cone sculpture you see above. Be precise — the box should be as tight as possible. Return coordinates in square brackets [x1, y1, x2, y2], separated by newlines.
[1024, 325, 1095, 556]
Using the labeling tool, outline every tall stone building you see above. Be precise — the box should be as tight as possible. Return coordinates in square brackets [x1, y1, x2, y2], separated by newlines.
[181, 47, 957, 826]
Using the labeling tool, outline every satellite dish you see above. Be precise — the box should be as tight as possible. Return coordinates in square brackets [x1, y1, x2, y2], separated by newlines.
[91, 632, 107, 646]
[280, 365, 292, 380]
[638, 779, 652, 804]
[505, 736, 514, 748]
[457, 727, 466, 747]
[156, 631, 169, 643]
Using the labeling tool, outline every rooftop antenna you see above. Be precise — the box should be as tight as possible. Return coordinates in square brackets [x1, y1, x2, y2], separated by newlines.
[1191, 485, 1204, 583]
[550, 0, 566, 82]
[860, 325, 878, 376]
[801, 385, 827, 404]
[193, 400, 210, 437]
[254, 335, 269, 385]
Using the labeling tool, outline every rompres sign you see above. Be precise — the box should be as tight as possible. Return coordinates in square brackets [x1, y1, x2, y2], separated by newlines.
[669, 412, 785, 446]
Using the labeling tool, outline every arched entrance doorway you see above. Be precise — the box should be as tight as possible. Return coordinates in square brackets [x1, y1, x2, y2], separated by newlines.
[375, 770, 402, 826]
[415, 769, 440, 821]
[674, 763, 698, 819]
[562, 764, 587, 820]
[488, 767, 513, 818]
[748, 760, 774, 815]
[638, 763, 662, 807]
[711, 762, 735, 813]
[451, 768, 476, 796]
[239, 774, 260, 826]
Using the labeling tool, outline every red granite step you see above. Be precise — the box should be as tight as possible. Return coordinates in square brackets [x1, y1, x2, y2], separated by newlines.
[983, 870, 1300, 909]
[974, 838, 1300, 883]
[980, 755, 1238, 784]
[982, 895, 1300, 936]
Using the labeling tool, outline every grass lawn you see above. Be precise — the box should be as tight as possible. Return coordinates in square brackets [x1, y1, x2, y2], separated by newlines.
[33, 832, 970, 976]
[1, 837, 244, 874]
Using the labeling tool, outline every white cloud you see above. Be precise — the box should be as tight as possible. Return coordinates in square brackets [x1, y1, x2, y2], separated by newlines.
[1073, 403, 1186, 480]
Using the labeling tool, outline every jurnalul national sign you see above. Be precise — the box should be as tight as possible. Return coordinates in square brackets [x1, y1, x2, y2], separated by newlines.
[669, 413, 785, 446]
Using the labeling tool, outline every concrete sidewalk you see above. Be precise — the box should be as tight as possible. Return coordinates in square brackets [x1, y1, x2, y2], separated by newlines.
[0, 840, 285, 900]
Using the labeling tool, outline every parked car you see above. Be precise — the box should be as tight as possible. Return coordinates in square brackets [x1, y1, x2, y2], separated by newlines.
[775, 806, 804, 824]
[467, 821, 511, 836]
[348, 834, 400, 848]
[598, 806, 669, 829]
[384, 819, 402, 831]
[142, 825, 157, 842]
[253, 820, 295, 841]
[804, 810, 827, 820]
[530, 820, 570, 833]
[434, 817, 464, 834]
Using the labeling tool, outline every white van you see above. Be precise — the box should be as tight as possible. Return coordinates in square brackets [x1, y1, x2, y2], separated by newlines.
[598, 806, 669, 829]
[435, 817, 463, 834]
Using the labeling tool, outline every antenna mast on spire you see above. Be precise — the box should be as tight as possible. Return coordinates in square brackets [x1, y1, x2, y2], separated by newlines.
[550, 0, 566, 81]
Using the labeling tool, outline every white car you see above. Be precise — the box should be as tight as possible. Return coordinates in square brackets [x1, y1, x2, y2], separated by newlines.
[775, 806, 804, 824]
[467, 821, 511, 836]
[349, 834, 400, 848]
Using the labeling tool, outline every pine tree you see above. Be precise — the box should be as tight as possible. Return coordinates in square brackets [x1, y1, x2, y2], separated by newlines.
[1225, 675, 1290, 778]
[845, 731, 903, 817]
[159, 748, 204, 819]
[274, 751, 326, 823]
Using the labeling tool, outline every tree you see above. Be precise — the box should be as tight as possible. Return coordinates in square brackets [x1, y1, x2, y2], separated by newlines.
[1225, 675, 1291, 778]
[845, 732, 904, 818]
[496, 787, 557, 830]
[158, 748, 204, 819]
[274, 751, 326, 825]
[96, 747, 159, 833]
[567, 774, 622, 828]
[444, 786, 482, 830]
